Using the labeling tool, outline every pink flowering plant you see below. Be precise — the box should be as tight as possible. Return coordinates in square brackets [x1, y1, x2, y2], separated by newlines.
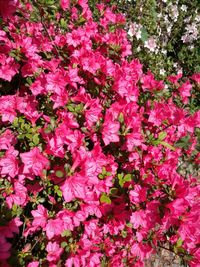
[0, 1, 200, 266]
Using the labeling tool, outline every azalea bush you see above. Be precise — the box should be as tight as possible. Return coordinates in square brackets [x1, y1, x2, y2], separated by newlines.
[0, 1, 200, 267]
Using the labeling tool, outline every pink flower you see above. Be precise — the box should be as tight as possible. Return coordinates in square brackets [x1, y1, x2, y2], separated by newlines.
[31, 205, 48, 228]
[168, 73, 182, 84]
[61, 174, 86, 202]
[45, 219, 63, 239]
[85, 99, 102, 128]
[0, 95, 17, 123]
[178, 81, 192, 104]
[60, 0, 70, 10]
[20, 147, 49, 176]
[0, 57, 19, 81]
[130, 210, 147, 229]
[131, 242, 153, 261]
[30, 74, 47, 96]
[0, 237, 11, 260]
[27, 261, 39, 267]
[167, 198, 189, 217]
[6, 181, 28, 208]
[46, 241, 63, 262]
[130, 185, 147, 204]
[0, 147, 19, 178]
[141, 71, 164, 91]
[0, 130, 16, 150]
[46, 70, 67, 95]
[102, 113, 120, 146]
[191, 73, 200, 83]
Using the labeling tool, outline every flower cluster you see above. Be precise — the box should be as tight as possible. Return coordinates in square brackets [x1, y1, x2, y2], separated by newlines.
[0, 1, 199, 267]
[124, 0, 200, 79]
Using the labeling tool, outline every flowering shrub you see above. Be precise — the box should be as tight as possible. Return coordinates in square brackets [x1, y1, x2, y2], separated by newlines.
[118, 0, 200, 79]
[0, 1, 200, 266]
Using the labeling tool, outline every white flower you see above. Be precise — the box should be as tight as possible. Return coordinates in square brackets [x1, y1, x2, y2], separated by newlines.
[161, 49, 167, 55]
[195, 15, 200, 22]
[170, 5, 179, 21]
[144, 37, 157, 52]
[136, 30, 142, 40]
[160, 69, 166, 75]
[180, 5, 187, 12]
[128, 28, 134, 38]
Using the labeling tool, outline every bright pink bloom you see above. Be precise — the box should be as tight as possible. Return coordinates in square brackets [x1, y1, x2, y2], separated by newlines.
[27, 261, 39, 267]
[31, 205, 48, 228]
[130, 210, 147, 229]
[0, 237, 11, 260]
[60, 0, 70, 10]
[45, 219, 63, 239]
[0, 95, 17, 122]
[168, 73, 182, 84]
[167, 198, 189, 217]
[6, 181, 28, 208]
[102, 113, 120, 145]
[0, 147, 19, 178]
[130, 185, 147, 204]
[178, 81, 192, 104]
[191, 73, 200, 83]
[141, 71, 164, 91]
[20, 147, 49, 176]
[85, 99, 102, 128]
[0, 57, 19, 81]
[46, 70, 67, 95]
[0, 130, 16, 150]
[46, 241, 63, 262]
[61, 174, 86, 202]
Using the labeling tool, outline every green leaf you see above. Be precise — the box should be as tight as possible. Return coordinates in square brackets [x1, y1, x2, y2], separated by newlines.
[102, 167, 107, 175]
[60, 18, 67, 28]
[176, 238, 183, 248]
[118, 112, 124, 123]
[98, 174, 104, 180]
[61, 230, 71, 237]
[126, 222, 133, 228]
[57, 190, 62, 197]
[61, 242, 68, 248]
[44, 0, 55, 5]
[100, 194, 111, 204]
[121, 230, 127, 238]
[160, 141, 176, 151]
[141, 27, 149, 42]
[67, 104, 75, 112]
[118, 173, 124, 187]
[109, 187, 118, 195]
[55, 170, 64, 178]
[123, 174, 132, 182]
[175, 135, 191, 149]
[13, 117, 19, 127]
[158, 131, 167, 141]
[32, 134, 39, 145]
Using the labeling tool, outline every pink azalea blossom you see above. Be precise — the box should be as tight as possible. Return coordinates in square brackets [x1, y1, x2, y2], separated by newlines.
[0, 147, 19, 178]
[0, 237, 11, 260]
[31, 205, 48, 228]
[102, 114, 120, 146]
[46, 241, 63, 262]
[20, 147, 49, 176]
[61, 174, 86, 202]
[27, 261, 39, 267]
